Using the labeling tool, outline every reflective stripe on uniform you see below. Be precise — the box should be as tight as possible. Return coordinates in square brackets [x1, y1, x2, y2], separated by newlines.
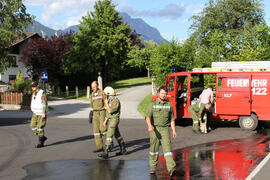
[149, 152, 159, 156]
[92, 96, 102, 100]
[106, 138, 113, 141]
[152, 105, 170, 109]
[193, 121, 199, 124]
[164, 152, 173, 157]
[94, 133, 101, 136]
[102, 132, 107, 135]
[32, 128, 38, 131]
[37, 128, 43, 132]
[203, 116, 207, 120]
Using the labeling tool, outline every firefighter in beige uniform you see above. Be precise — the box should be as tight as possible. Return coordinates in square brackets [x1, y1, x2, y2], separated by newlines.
[145, 86, 177, 176]
[30, 82, 47, 148]
[99, 86, 127, 159]
[90, 81, 109, 152]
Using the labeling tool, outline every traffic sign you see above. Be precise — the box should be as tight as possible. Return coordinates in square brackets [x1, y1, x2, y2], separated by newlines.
[41, 72, 48, 81]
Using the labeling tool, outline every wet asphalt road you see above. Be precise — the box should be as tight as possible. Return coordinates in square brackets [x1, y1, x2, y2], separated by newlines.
[22, 129, 270, 180]
[1, 116, 270, 180]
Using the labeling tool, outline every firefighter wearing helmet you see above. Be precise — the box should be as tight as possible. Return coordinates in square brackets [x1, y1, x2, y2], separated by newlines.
[99, 86, 127, 159]
[30, 81, 48, 148]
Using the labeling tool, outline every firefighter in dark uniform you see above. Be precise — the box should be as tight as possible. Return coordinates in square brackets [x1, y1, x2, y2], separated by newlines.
[30, 81, 47, 148]
[90, 81, 110, 152]
[188, 102, 211, 133]
[99, 86, 127, 159]
[145, 86, 177, 176]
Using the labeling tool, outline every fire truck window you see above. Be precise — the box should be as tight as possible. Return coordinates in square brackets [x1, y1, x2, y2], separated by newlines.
[218, 77, 249, 91]
[191, 75, 203, 88]
[168, 77, 175, 92]
[177, 76, 186, 90]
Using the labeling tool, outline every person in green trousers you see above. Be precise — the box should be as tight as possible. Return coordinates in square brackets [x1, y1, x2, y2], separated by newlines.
[98, 86, 127, 159]
[90, 81, 110, 152]
[30, 81, 47, 148]
[188, 102, 211, 134]
[145, 86, 177, 177]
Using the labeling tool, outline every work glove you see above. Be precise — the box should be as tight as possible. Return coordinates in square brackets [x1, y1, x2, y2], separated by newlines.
[89, 110, 93, 124]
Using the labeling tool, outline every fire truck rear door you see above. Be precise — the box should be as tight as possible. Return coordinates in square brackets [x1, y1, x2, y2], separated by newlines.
[216, 74, 251, 115]
[166, 76, 177, 118]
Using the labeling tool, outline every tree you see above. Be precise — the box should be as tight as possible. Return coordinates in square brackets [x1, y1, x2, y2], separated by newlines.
[21, 32, 73, 87]
[127, 40, 157, 78]
[63, 0, 132, 84]
[0, 0, 33, 70]
[150, 40, 189, 86]
[190, 0, 265, 63]
[10, 72, 31, 93]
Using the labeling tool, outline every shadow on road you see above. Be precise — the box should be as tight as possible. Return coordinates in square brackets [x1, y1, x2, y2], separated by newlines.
[0, 118, 30, 126]
[108, 138, 150, 157]
[46, 135, 94, 147]
[175, 118, 270, 129]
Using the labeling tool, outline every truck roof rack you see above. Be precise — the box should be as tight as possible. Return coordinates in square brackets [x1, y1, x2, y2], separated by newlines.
[192, 68, 270, 72]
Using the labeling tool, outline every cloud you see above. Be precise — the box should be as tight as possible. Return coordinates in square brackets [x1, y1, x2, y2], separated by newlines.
[66, 16, 83, 27]
[161, 32, 176, 41]
[181, 19, 188, 24]
[185, 3, 205, 15]
[162, 19, 172, 23]
[25, 0, 96, 23]
[121, 3, 186, 20]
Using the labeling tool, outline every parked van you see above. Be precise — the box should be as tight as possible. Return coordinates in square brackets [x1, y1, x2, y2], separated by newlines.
[162, 70, 270, 130]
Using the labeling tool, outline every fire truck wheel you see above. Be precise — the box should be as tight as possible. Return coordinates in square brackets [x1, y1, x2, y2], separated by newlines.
[239, 114, 258, 131]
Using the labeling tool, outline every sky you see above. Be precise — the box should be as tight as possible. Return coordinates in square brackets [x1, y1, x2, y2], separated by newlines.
[24, 0, 270, 42]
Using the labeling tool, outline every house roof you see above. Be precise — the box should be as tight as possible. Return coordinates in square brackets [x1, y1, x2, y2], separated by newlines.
[11, 32, 40, 47]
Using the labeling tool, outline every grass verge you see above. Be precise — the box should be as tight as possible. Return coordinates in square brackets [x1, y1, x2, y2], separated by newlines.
[49, 77, 151, 100]
[108, 77, 152, 93]
[137, 93, 153, 117]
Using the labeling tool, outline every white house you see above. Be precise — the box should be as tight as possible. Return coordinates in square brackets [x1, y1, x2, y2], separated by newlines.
[0, 32, 40, 92]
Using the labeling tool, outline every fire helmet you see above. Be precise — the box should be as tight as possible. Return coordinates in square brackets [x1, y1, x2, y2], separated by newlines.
[104, 86, 115, 96]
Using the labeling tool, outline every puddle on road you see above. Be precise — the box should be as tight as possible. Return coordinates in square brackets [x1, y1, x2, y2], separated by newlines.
[23, 130, 270, 180]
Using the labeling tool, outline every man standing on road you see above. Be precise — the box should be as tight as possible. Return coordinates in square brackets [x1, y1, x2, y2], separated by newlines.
[30, 81, 48, 148]
[188, 102, 211, 134]
[90, 81, 110, 152]
[145, 86, 177, 177]
[99, 86, 127, 159]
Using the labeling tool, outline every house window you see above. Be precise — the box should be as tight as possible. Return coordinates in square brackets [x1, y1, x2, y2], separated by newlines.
[10, 56, 17, 67]
[9, 75, 17, 82]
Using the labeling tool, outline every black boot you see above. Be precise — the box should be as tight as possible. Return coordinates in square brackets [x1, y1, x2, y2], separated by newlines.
[108, 141, 114, 152]
[36, 136, 47, 148]
[98, 145, 111, 159]
[116, 142, 127, 156]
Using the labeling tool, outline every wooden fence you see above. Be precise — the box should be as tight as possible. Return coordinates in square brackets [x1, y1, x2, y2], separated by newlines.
[0, 92, 31, 106]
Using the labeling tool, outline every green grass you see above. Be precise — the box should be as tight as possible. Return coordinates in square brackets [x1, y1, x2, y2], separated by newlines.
[49, 77, 152, 100]
[108, 77, 152, 93]
[137, 93, 153, 116]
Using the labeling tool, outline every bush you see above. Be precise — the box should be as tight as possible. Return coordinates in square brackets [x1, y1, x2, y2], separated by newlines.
[11, 72, 32, 93]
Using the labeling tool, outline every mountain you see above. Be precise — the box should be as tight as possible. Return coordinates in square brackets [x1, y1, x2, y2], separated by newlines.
[25, 12, 168, 44]
[120, 12, 168, 44]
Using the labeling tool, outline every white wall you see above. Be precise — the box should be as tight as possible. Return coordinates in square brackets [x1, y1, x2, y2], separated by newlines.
[0, 54, 30, 83]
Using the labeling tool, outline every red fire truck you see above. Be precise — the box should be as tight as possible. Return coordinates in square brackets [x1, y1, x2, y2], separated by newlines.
[163, 70, 270, 130]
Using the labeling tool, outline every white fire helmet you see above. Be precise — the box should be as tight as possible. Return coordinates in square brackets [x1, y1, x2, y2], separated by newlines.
[104, 86, 115, 96]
